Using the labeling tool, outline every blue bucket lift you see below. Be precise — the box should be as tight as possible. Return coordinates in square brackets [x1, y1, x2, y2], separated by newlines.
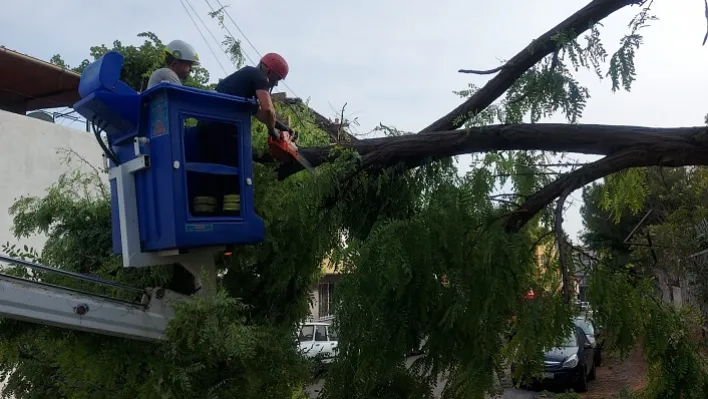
[0, 51, 277, 343]
[73, 51, 266, 272]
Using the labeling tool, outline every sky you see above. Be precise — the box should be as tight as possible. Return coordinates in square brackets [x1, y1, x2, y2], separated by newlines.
[3, 0, 708, 241]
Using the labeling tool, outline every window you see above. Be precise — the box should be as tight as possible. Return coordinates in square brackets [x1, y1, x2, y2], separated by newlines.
[299, 325, 314, 342]
[328, 283, 335, 316]
[574, 318, 595, 336]
[560, 330, 578, 347]
[315, 326, 327, 341]
[327, 326, 338, 341]
[318, 282, 337, 319]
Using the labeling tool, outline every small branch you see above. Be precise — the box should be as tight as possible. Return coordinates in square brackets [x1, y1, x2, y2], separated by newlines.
[458, 65, 506, 75]
[338, 102, 347, 142]
[493, 172, 563, 178]
[532, 230, 555, 249]
[489, 197, 522, 208]
[556, 190, 572, 304]
[537, 162, 590, 168]
[703, 0, 708, 45]
[569, 244, 600, 263]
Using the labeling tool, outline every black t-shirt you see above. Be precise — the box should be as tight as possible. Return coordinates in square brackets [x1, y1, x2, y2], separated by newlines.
[215, 66, 269, 99]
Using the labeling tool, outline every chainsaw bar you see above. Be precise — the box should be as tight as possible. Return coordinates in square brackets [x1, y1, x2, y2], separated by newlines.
[295, 153, 316, 174]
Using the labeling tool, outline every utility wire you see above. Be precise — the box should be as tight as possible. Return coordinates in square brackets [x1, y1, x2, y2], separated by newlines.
[208, 0, 325, 133]
[179, 0, 229, 75]
[201, 0, 257, 66]
[212, 0, 263, 61]
[212, 0, 304, 103]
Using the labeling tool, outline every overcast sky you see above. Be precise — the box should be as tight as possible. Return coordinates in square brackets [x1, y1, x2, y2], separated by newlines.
[3, 0, 708, 241]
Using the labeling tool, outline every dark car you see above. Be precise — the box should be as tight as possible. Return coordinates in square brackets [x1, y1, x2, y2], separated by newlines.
[512, 326, 597, 392]
[573, 316, 604, 366]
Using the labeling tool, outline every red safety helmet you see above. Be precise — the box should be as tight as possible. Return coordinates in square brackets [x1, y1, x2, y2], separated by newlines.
[260, 53, 289, 80]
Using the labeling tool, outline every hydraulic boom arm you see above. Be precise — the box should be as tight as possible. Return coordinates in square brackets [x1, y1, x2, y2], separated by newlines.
[0, 254, 187, 342]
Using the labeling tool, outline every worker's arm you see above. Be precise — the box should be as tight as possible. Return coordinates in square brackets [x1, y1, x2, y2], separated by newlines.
[255, 89, 276, 129]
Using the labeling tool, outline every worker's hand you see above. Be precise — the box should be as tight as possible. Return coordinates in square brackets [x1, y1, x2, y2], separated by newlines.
[290, 128, 299, 143]
[268, 127, 281, 140]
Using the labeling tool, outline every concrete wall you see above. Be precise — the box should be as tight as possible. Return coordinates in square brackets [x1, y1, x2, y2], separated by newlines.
[0, 110, 104, 253]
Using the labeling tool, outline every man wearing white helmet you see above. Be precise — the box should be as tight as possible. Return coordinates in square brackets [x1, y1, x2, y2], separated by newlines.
[146, 40, 200, 89]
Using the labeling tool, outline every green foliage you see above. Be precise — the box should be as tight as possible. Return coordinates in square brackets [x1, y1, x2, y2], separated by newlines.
[321, 164, 578, 398]
[586, 263, 708, 399]
[607, 4, 657, 92]
[207, 5, 247, 69]
[6, 3, 704, 399]
[0, 154, 326, 398]
[50, 32, 213, 91]
[580, 182, 643, 265]
[600, 168, 650, 223]
[583, 164, 708, 398]
[1, 30, 343, 398]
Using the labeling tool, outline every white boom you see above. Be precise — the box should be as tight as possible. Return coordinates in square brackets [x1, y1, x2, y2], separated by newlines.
[0, 274, 178, 342]
[0, 254, 192, 342]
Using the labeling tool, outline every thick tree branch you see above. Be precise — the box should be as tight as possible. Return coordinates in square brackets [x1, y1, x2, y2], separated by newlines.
[504, 145, 708, 232]
[420, 0, 643, 133]
[277, 123, 708, 179]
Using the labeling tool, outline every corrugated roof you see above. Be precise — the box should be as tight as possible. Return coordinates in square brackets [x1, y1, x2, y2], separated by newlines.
[0, 47, 81, 113]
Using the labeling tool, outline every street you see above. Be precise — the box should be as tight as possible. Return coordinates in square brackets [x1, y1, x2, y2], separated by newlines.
[305, 349, 647, 398]
[305, 355, 531, 398]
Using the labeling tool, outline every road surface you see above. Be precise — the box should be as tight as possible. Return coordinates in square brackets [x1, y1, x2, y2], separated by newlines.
[305, 355, 534, 399]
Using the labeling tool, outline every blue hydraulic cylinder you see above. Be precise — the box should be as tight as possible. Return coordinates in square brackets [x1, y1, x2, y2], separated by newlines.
[73, 51, 266, 255]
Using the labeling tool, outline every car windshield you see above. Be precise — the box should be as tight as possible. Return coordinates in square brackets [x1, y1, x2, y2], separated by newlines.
[299, 325, 314, 342]
[560, 332, 578, 348]
[574, 318, 595, 335]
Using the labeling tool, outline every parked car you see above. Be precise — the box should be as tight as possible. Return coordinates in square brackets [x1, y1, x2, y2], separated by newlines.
[298, 321, 338, 364]
[511, 325, 597, 392]
[573, 316, 604, 366]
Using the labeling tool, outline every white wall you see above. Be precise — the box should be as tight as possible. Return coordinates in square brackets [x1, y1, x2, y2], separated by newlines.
[0, 110, 104, 254]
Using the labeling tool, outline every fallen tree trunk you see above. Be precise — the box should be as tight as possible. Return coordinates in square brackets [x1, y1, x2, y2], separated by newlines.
[278, 123, 708, 179]
[273, 122, 708, 232]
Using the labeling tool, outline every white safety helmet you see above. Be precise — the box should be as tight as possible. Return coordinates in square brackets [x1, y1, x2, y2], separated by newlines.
[165, 40, 200, 64]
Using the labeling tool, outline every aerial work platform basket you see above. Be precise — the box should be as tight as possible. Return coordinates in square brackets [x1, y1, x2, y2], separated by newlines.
[73, 51, 265, 268]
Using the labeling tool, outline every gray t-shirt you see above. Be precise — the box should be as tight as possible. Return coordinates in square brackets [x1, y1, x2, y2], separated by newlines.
[146, 68, 181, 89]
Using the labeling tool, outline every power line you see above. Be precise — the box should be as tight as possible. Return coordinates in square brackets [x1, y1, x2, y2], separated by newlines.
[183, 0, 232, 75]
[212, 0, 263, 61]
[201, 0, 257, 66]
[211, 0, 304, 102]
[179, 0, 229, 75]
[208, 1, 325, 132]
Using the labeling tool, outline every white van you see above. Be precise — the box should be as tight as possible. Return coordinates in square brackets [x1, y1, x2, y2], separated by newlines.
[298, 321, 338, 363]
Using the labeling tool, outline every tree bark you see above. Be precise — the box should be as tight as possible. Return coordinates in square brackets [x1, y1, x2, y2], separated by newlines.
[277, 123, 708, 179]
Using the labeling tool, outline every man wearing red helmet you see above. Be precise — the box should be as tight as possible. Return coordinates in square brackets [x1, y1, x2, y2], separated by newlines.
[214, 52, 292, 138]
[191, 53, 293, 216]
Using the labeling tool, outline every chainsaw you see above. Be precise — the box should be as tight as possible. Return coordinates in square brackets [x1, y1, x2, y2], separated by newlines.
[267, 128, 315, 174]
